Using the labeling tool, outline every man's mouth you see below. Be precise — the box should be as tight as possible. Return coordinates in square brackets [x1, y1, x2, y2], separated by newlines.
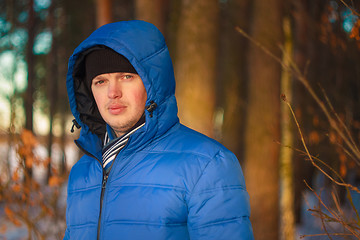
[108, 104, 126, 114]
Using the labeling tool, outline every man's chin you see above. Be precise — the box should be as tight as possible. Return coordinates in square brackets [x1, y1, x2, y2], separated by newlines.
[110, 122, 136, 137]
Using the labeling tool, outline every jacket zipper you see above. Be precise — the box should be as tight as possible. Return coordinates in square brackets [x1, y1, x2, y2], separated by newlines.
[97, 171, 108, 240]
[96, 141, 130, 240]
[75, 137, 132, 239]
[74, 141, 106, 240]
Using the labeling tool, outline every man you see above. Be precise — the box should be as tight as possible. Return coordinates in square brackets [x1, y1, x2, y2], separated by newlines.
[64, 20, 253, 240]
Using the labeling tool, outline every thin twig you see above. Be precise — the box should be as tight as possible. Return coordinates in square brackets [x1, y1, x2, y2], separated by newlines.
[281, 98, 360, 193]
[304, 181, 340, 222]
[236, 26, 360, 165]
[320, 85, 360, 154]
[318, 190, 334, 240]
[297, 75, 360, 165]
[304, 181, 360, 238]
[234, 27, 286, 69]
[332, 191, 345, 218]
[327, 135, 359, 164]
[277, 118, 360, 222]
[339, 0, 360, 17]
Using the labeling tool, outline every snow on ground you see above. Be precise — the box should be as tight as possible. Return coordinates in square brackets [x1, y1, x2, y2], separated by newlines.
[296, 173, 359, 240]
[0, 141, 75, 239]
[0, 180, 68, 240]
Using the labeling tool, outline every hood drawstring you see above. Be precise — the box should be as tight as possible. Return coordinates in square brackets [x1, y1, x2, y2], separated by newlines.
[146, 101, 157, 118]
[71, 119, 81, 133]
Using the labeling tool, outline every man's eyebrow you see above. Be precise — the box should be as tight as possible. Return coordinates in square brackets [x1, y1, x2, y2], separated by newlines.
[119, 72, 137, 75]
[93, 75, 106, 81]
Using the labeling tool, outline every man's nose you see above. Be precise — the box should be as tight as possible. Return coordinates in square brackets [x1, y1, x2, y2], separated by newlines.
[108, 81, 122, 99]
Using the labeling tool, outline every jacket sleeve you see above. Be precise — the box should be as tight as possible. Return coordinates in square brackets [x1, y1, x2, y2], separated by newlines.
[63, 227, 70, 240]
[187, 151, 254, 240]
[63, 171, 72, 240]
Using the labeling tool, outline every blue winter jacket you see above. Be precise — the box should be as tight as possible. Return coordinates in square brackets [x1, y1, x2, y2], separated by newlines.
[64, 20, 253, 240]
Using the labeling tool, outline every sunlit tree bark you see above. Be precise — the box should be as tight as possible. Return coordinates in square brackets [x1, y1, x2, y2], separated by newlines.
[279, 16, 295, 240]
[96, 0, 112, 27]
[175, 0, 219, 137]
[135, 0, 169, 34]
[243, 0, 283, 239]
[218, 0, 250, 158]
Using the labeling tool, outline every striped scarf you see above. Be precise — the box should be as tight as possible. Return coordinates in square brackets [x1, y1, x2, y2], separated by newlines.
[102, 115, 145, 173]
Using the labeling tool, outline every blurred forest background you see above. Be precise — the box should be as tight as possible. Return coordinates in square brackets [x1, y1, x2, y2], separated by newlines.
[1, 0, 360, 239]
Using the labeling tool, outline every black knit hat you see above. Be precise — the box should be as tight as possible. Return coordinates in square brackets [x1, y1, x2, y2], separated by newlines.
[85, 48, 137, 87]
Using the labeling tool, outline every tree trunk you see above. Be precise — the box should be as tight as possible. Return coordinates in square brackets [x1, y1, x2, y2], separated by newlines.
[135, 0, 169, 34]
[279, 16, 295, 240]
[291, 0, 315, 223]
[25, 0, 35, 132]
[96, 0, 112, 27]
[243, 0, 283, 239]
[24, 0, 36, 181]
[57, 3, 72, 174]
[6, 94, 16, 183]
[5, 0, 16, 183]
[175, 0, 219, 137]
[218, 0, 250, 158]
[46, 1, 59, 182]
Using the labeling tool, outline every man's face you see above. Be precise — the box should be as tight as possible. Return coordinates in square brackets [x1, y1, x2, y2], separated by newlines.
[91, 72, 147, 137]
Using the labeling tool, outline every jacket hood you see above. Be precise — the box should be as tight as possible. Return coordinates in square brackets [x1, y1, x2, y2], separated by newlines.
[66, 20, 179, 156]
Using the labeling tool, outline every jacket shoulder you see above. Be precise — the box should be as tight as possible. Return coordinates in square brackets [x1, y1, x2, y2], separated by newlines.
[153, 124, 234, 159]
[147, 123, 245, 190]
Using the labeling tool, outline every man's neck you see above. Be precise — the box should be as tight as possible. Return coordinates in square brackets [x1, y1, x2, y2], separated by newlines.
[108, 114, 146, 140]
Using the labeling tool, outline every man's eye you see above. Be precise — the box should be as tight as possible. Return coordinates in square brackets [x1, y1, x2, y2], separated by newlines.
[94, 80, 105, 85]
[123, 75, 133, 80]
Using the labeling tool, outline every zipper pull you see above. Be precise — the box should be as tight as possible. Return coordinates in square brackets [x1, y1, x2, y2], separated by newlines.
[102, 174, 109, 189]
